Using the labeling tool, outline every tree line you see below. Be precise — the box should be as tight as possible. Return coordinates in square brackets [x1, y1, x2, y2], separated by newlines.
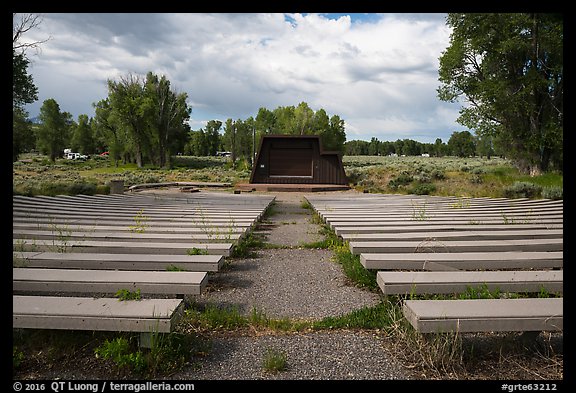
[15, 86, 348, 169]
[184, 103, 347, 163]
[344, 131, 498, 158]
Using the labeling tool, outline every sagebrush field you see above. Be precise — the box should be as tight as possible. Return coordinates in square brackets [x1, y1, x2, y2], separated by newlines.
[13, 153, 563, 200]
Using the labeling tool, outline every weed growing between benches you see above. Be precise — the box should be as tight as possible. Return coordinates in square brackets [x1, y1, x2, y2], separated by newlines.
[13, 328, 209, 379]
[301, 213, 379, 291]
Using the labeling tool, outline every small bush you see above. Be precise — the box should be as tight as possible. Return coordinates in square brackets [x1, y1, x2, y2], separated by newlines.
[430, 169, 446, 180]
[187, 247, 209, 255]
[262, 347, 287, 373]
[388, 171, 413, 189]
[68, 181, 97, 195]
[541, 186, 563, 200]
[115, 288, 142, 301]
[94, 337, 146, 374]
[410, 182, 436, 195]
[13, 347, 24, 369]
[503, 181, 542, 199]
[469, 174, 483, 184]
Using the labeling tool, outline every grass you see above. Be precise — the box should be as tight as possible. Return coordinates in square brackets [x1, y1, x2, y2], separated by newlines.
[128, 209, 149, 233]
[115, 288, 142, 301]
[262, 347, 288, 373]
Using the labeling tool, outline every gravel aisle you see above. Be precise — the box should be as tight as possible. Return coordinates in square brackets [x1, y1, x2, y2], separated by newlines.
[174, 191, 411, 380]
[174, 331, 407, 380]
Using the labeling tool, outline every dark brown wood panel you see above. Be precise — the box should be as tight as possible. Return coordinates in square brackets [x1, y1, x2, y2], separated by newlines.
[269, 148, 313, 177]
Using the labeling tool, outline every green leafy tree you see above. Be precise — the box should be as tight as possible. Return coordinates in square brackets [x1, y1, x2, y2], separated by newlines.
[273, 106, 297, 134]
[13, 108, 35, 161]
[448, 130, 476, 157]
[344, 140, 369, 155]
[438, 13, 563, 174]
[381, 141, 396, 156]
[13, 13, 50, 161]
[433, 138, 444, 157]
[92, 98, 125, 166]
[36, 99, 69, 161]
[223, 119, 237, 164]
[236, 117, 255, 164]
[476, 134, 495, 159]
[368, 137, 380, 156]
[254, 107, 275, 147]
[13, 50, 38, 110]
[144, 72, 191, 168]
[310, 108, 330, 136]
[204, 120, 222, 156]
[294, 101, 314, 135]
[321, 115, 346, 152]
[107, 74, 152, 168]
[12, 48, 38, 161]
[186, 129, 208, 156]
[71, 114, 95, 155]
[401, 139, 421, 156]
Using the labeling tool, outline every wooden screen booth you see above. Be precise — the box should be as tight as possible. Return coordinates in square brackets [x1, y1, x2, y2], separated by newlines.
[246, 135, 349, 191]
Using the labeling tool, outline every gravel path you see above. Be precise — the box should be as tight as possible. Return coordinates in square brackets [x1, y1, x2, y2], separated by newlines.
[173, 191, 411, 380]
[174, 331, 407, 380]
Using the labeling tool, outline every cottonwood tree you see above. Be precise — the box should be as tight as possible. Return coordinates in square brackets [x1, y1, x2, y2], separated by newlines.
[71, 114, 95, 155]
[448, 130, 476, 157]
[107, 74, 151, 168]
[144, 72, 190, 168]
[13, 13, 49, 161]
[438, 13, 563, 175]
[106, 72, 191, 168]
[36, 99, 70, 162]
[92, 98, 126, 167]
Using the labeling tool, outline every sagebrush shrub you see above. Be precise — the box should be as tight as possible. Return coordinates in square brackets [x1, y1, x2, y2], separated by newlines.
[503, 181, 542, 198]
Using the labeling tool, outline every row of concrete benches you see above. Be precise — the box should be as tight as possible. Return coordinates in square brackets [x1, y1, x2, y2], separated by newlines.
[13, 192, 275, 343]
[305, 194, 563, 334]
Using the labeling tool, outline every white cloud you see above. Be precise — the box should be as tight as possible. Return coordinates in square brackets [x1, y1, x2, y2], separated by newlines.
[22, 12, 465, 142]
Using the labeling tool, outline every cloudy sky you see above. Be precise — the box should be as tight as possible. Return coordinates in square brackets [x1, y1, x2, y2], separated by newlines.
[20, 13, 469, 143]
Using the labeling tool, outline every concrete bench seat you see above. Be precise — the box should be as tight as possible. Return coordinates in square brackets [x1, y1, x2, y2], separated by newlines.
[360, 251, 563, 270]
[349, 239, 563, 255]
[13, 295, 184, 334]
[402, 298, 563, 333]
[12, 217, 254, 229]
[13, 268, 208, 295]
[12, 211, 257, 225]
[320, 211, 564, 221]
[341, 229, 563, 242]
[334, 223, 562, 235]
[13, 239, 233, 256]
[12, 222, 249, 234]
[377, 270, 563, 295]
[14, 252, 224, 272]
[12, 228, 242, 243]
[327, 218, 564, 227]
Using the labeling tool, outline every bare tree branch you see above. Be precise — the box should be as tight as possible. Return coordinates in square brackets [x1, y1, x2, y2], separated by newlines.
[13, 13, 52, 54]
